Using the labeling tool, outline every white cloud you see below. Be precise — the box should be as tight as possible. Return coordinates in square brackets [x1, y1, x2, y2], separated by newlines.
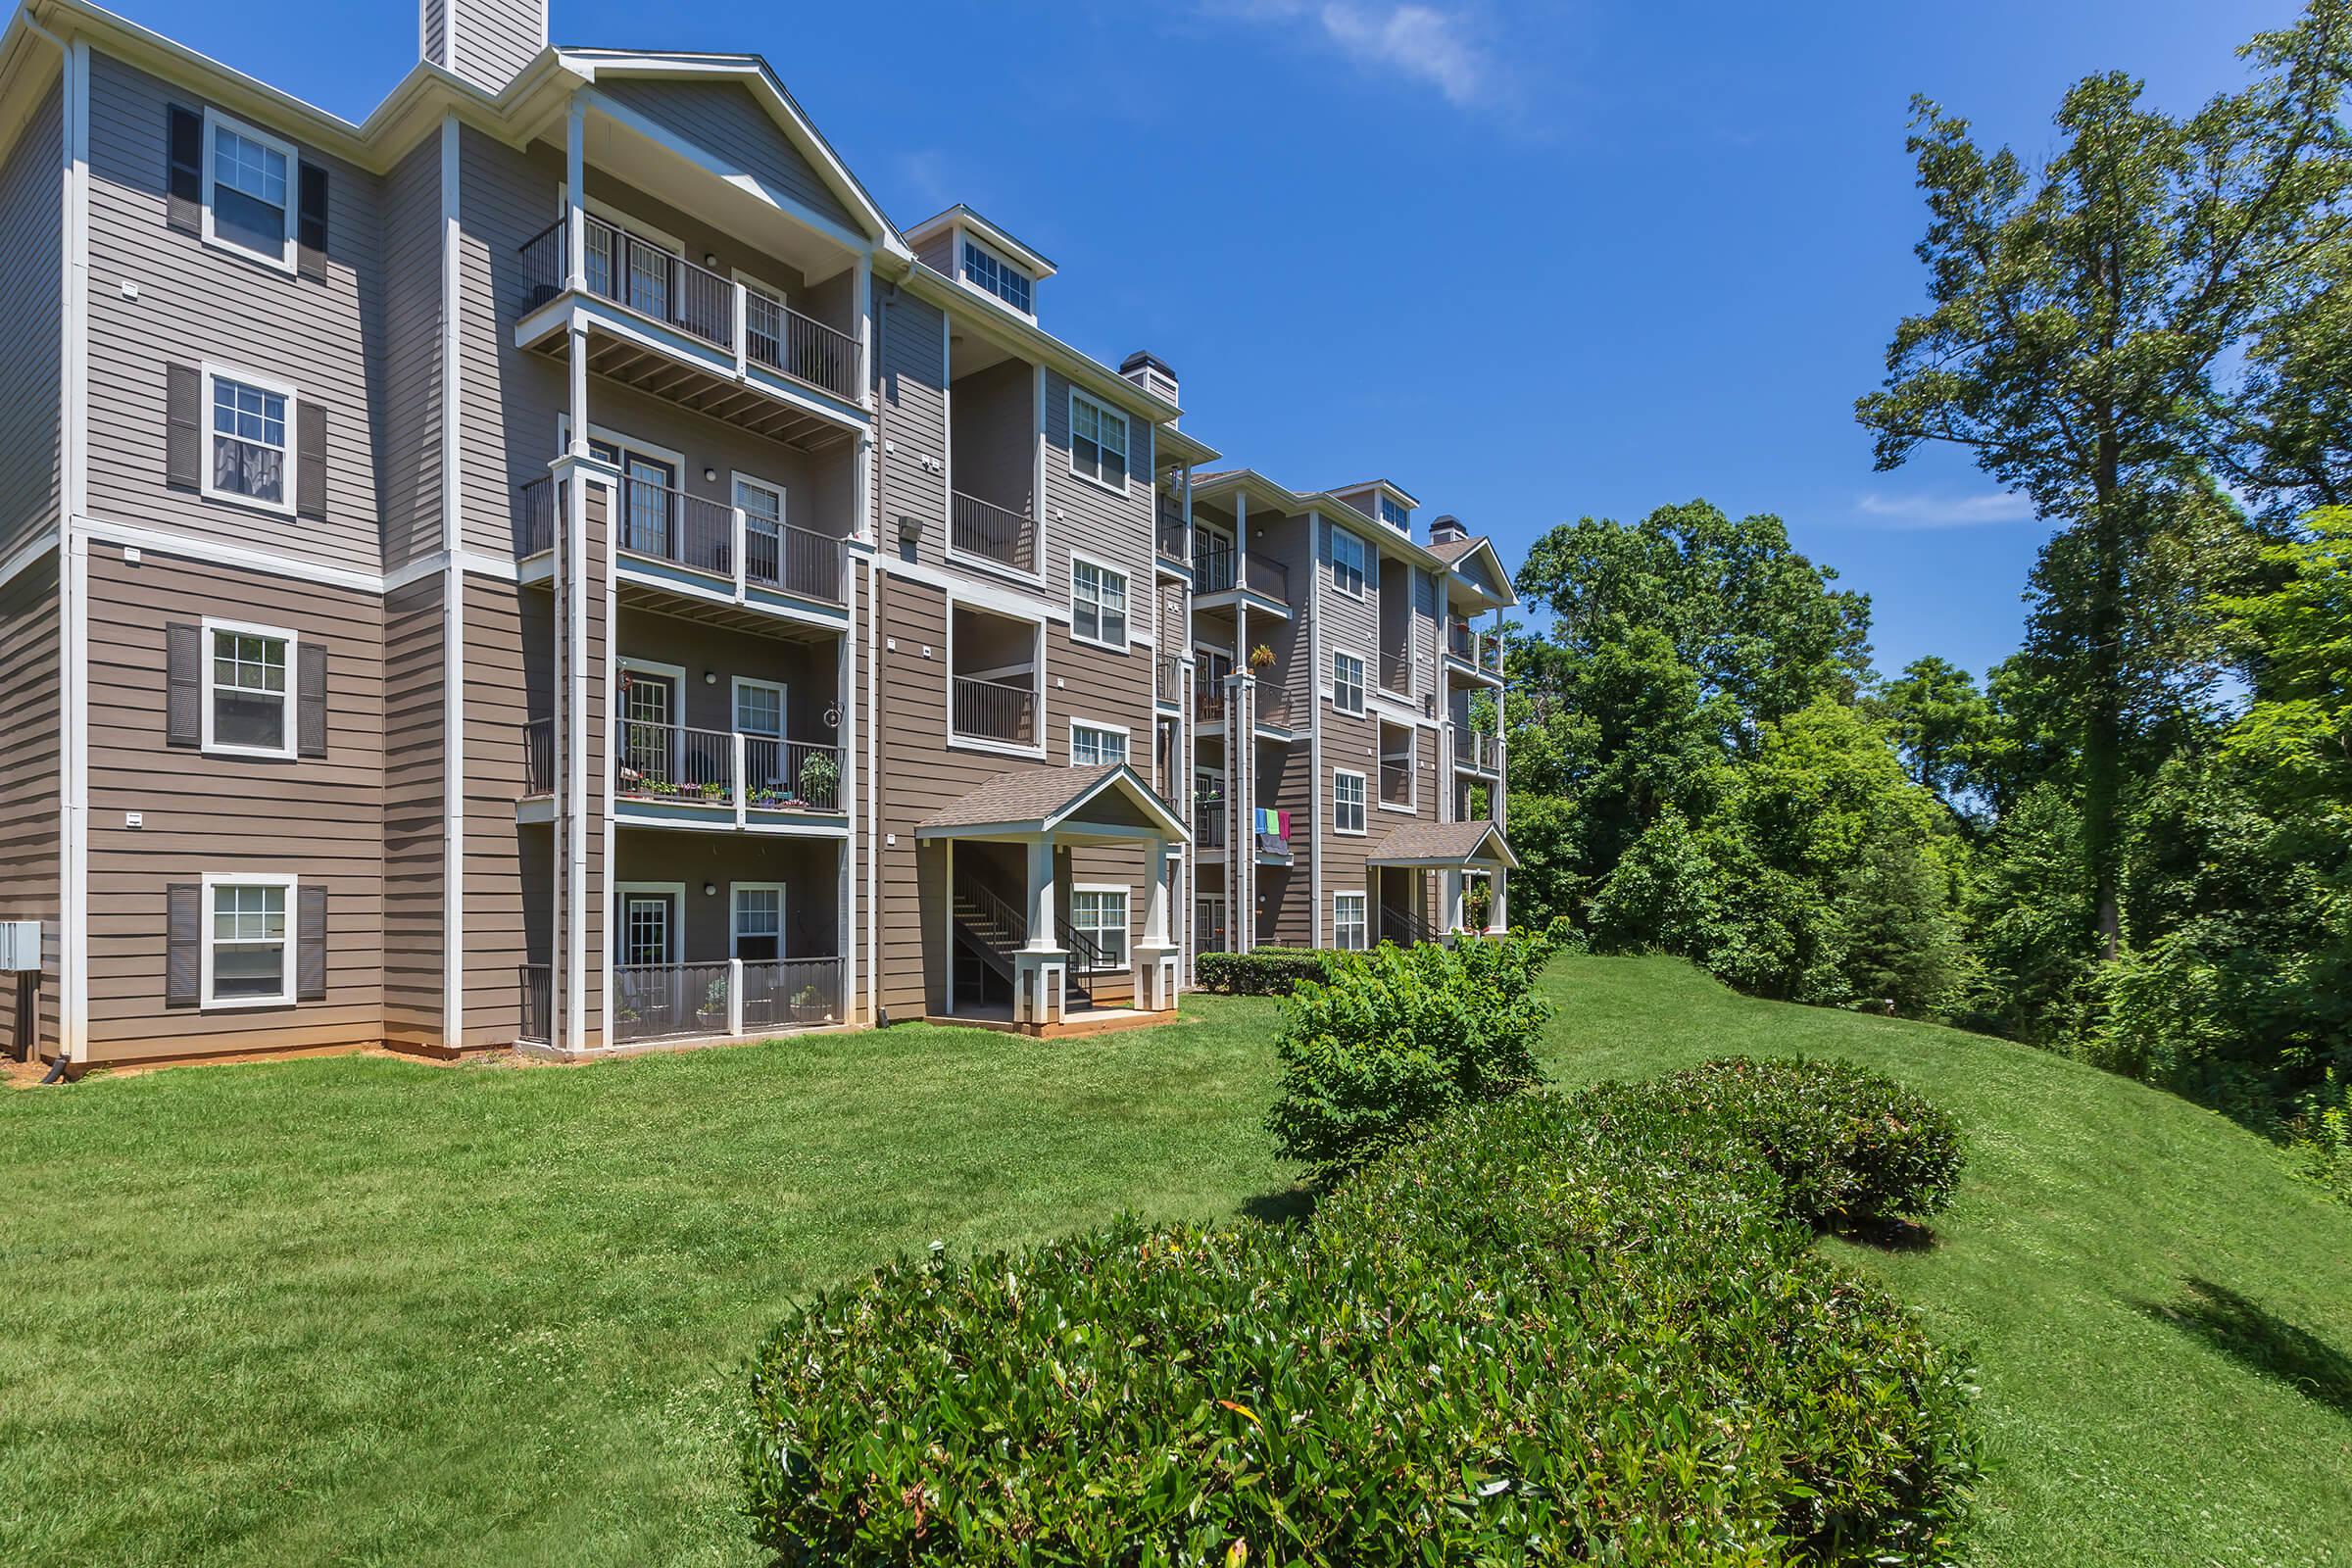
[1855, 491, 2038, 529]
[1208, 1, 1498, 109]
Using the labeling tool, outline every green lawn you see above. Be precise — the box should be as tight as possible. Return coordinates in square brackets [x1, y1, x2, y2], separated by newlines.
[4, 956, 2350, 1566]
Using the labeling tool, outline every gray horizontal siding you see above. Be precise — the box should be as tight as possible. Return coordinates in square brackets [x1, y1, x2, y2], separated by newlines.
[378, 132, 444, 571]
[0, 79, 62, 563]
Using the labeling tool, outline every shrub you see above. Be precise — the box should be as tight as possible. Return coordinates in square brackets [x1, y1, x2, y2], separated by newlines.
[1578, 1055, 1964, 1227]
[742, 1062, 1976, 1567]
[1265, 927, 1560, 1185]
[1193, 947, 1338, 995]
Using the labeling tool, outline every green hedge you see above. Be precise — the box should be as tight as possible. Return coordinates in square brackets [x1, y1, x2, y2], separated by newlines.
[740, 1060, 1976, 1565]
[1193, 948, 1339, 995]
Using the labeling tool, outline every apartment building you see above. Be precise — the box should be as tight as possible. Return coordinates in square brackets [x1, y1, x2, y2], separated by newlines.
[0, 0, 1517, 1069]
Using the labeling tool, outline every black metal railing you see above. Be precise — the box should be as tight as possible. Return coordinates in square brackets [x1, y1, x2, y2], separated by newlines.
[514, 475, 561, 558]
[523, 718, 555, 796]
[613, 719, 736, 803]
[743, 737, 843, 811]
[612, 961, 735, 1045]
[1195, 686, 1227, 724]
[613, 477, 734, 576]
[519, 963, 552, 1043]
[742, 956, 843, 1031]
[1380, 905, 1434, 948]
[1195, 796, 1226, 849]
[1156, 511, 1187, 561]
[745, 290, 858, 399]
[1467, 731, 1501, 771]
[952, 676, 1037, 746]
[1247, 555, 1289, 602]
[1156, 657, 1181, 704]
[951, 491, 1037, 574]
[519, 215, 740, 353]
[746, 517, 846, 605]
[1381, 760, 1413, 806]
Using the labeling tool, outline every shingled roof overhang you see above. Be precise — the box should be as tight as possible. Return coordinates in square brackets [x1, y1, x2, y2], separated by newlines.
[917, 763, 1190, 843]
[1365, 819, 1520, 870]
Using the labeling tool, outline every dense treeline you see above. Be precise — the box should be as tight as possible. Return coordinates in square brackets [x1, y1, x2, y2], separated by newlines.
[1503, 1, 2352, 1157]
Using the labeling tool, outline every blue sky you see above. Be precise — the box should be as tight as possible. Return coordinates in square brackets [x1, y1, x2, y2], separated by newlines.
[113, 0, 2304, 680]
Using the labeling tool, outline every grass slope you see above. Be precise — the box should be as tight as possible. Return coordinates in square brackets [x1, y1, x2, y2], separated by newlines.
[3, 956, 2349, 1565]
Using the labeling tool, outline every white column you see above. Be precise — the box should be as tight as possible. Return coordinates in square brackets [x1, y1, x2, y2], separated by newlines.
[727, 957, 744, 1037]
[854, 259, 873, 407]
[564, 94, 586, 292]
[566, 324, 589, 460]
[1443, 868, 1466, 936]
[1145, 835, 1170, 949]
[1025, 836, 1057, 951]
[1490, 868, 1508, 932]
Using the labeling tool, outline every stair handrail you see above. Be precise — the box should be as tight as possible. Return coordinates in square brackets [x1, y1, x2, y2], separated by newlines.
[954, 873, 1029, 950]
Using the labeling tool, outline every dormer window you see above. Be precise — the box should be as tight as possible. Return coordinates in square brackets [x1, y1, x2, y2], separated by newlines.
[1379, 495, 1410, 530]
[963, 239, 1032, 314]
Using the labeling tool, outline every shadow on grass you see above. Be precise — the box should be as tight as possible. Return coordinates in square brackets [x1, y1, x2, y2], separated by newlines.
[1836, 1214, 1940, 1252]
[2138, 1277, 2352, 1422]
[1240, 1187, 1317, 1226]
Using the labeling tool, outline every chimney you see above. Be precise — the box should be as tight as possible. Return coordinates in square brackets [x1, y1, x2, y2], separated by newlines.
[423, 0, 549, 98]
[1120, 351, 1179, 427]
[1429, 514, 1468, 545]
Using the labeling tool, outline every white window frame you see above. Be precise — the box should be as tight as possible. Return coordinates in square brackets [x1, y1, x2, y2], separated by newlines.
[730, 881, 788, 959]
[201, 107, 297, 272]
[1067, 388, 1130, 496]
[731, 469, 789, 554]
[1330, 526, 1368, 599]
[730, 676, 787, 738]
[1378, 495, 1410, 531]
[199, 871, 297, 1009]
[1330, 649, 1366, 715]
[1069, 552, 1132, 652]
[1069, 718, 1131, 768]
[617, 656, 690, 787]
[614, 881, 686, 966]
[1333, 768, 1368, 837]
[199, 615, 299, 760]
[1070, 883, 1130, 972]
[960, 233, 1035, 318]
[1333, 891, 1369, 953]
[1379, 721, 1420, 815]
[199, 363, 299, 516]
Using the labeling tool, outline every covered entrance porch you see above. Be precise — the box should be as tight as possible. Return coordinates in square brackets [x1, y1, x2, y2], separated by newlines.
[1366, 820, 1520, 939]
[917, 765, 1190, 1035]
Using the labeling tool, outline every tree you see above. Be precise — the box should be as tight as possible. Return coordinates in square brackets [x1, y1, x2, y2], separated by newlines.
[1856, 0, 2352, 957]
[1874, 656, 1992, 822]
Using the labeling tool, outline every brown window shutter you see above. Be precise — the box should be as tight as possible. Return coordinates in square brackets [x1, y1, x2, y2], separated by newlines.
[296, 400, 326, 518]
[297, 885, 328, 1002]
[166, 364, 201, 490]
[166, 106, 202, 234]
[166, 622, 202, 747]
[296, 642, 327, 758]
[166, 884, 200, 1006]
[296, 162, 328, 280]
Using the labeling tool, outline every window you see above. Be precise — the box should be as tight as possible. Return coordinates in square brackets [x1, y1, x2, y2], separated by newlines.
[1331, 528, 1367, 598]
[1334, 768, 1367, 836]
[735, 475, 786, 581]
[1070, 391, 1129, 492]
[202, 619, 295, 757]
[205, 876, 293, 1005]
[1071, 887, 1128, 970]
[1331, 651, 1365, 715]
[1334, 892, 1369, 952]
[1071, 721, 1129, 767]
[203, 368, 294, 512]
[617, 888, 678, 966]
[1071, 557, 1129, 648]
[204, 111, 293, 269]
[733, 678, 784, 737]
[963, 239, 1032, 314]
[1378, 496, 1410, 530]
[733, 884, 784, 961]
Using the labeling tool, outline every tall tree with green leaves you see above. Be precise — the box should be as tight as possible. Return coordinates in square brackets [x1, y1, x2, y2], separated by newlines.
[1856, 0, 2352, 956]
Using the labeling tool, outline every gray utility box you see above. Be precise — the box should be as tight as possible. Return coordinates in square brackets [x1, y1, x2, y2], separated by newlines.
[0, 920, 40, 972]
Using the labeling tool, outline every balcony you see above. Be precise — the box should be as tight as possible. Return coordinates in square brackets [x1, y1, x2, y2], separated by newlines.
[952, 675, 1038, 748]
[1379, 649, 1411, 695]
[1447, 619, 1503, 676]
[514, 214, 862, 454]
[1464, 730, 1501, 773]
[1156, 510, 1188, 564]
[1380, 760, 1414, 808]
[1194, 547, 1290, 607]
[514, 718, 843, 824]
[518, 475, 846, 609]
[951, 492, 1038, 576]
[1156, 656, 1182, 706]
[1195, 797, 1226, 849]
[1195, 686, 1227, 725]
[606, 956, 845, 1046]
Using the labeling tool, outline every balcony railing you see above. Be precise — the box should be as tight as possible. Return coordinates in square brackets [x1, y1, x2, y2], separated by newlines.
[1379, 649, 1411, 695]
[612, 719, 843, 815]
[1467, 730, 1501, 772]
[1448, 620, 1503, 671]
[515, 475, 561, 558]
[743, 290, 859, 401]
[951, 492, 1038, 574]
[1380, 760, 1414, 807]
[577, 475, 845, 606]
[1156, 511, 1187, 562]
[1195, 686, 1228, 724]
[1156, 657, 1182, 705]
[952, 676, 1037, 746]
[1195, 797, 1226, 849]
[519, 963, 552, 1044]
[518, 214, 861, 401]
[612, 960, 737, 1045]
[1193, 549, 1292, 604]
[524, 717, 555, 795]
[742, 956, 844, 1031]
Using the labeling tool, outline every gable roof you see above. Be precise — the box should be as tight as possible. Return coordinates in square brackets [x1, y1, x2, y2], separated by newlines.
[905, 204, 1057, 278]
[1365, 819, 1520, 869]
[918, 764, 1189, 841]
[1433, 535, 1517, 608]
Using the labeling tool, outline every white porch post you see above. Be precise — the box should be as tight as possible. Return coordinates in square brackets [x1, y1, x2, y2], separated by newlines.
[1443, 868, 1466, 937]
[1025, 836, 1057, 951]
[1491, 867, 1509, 933]
[1136, 833, 1177, 1012]
[564, 94, 586, 294]
[1014, 834, 1064, 1026]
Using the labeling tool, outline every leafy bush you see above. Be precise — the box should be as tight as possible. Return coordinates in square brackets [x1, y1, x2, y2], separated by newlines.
[742, 1063, 1976, 1566]
[1578, 1055, 1965, 1228]
[1265, 926, 1560, 1185]
[1193, 948, 1338, 995]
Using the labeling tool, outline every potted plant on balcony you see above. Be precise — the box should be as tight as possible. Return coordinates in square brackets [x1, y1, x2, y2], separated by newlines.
[697, 976, 729, 1028]
[1249, 643, 1275, 673]
[699, 780, 727, 803]
[789, 982, 832, 1025]
[646, 777, 678, 799]
[797, 752, 839, 809]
